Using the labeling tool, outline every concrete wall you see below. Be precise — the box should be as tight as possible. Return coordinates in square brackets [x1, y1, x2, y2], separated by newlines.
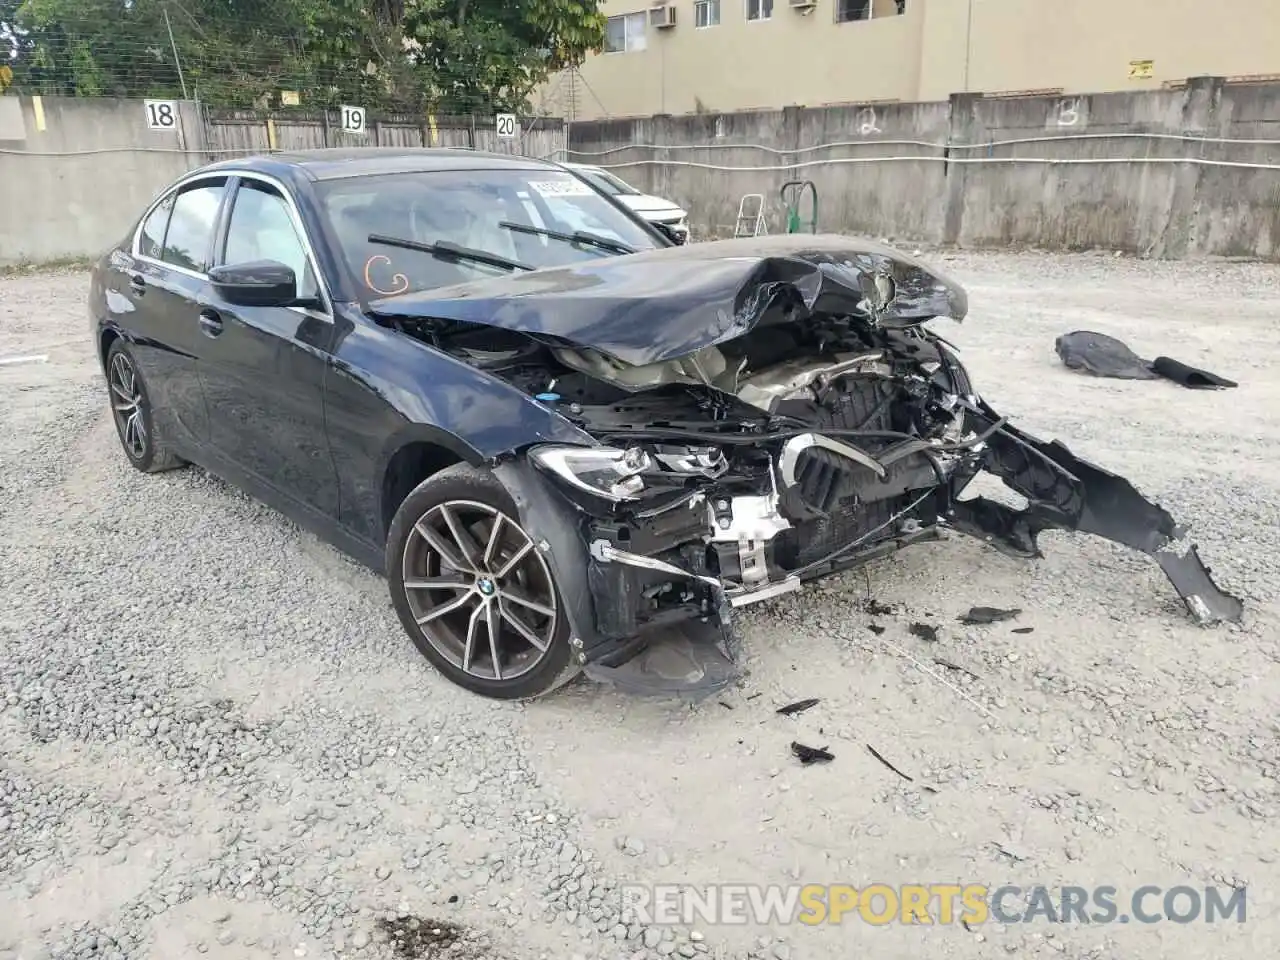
[0, 97, 209, 265]
[564, 78, 1280, 259]
[0, 97, 567, 266]
[542, 0, 1280, 121]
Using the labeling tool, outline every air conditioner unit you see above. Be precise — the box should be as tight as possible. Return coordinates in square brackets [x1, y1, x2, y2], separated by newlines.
[789, 0, 817, 8]
[649, 5, 677, 27]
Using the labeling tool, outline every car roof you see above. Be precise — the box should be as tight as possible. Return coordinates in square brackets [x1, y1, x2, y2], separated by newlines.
[197, 147, 565, 183]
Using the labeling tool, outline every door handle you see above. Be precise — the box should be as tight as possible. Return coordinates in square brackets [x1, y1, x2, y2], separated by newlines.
[129, 275, 146, 296]
[198, 309, 224, 338]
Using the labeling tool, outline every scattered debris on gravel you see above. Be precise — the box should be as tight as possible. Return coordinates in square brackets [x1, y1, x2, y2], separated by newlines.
[958, 606, 1022, 625]
[376, 917, 474, 959]
[3, 251, 1278, 960]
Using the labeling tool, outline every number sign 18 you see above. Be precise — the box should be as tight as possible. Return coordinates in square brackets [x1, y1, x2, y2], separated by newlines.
[144, 100, 178, 131]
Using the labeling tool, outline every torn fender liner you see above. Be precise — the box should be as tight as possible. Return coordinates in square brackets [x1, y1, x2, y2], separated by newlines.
[1056, 331, 1238, 390]
[1055, 331, 1161, 380]
[494, 459, 743, 699]
[952, 399, 1243, 625]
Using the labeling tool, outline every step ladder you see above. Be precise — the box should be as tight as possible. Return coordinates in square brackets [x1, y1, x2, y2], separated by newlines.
[734, 194, 768, 238]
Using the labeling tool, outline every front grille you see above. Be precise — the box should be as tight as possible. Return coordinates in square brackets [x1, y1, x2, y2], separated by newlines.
[776, 376, 907, 569]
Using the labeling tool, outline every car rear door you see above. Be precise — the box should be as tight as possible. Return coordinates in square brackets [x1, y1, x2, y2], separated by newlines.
[116, 175, 231, 449]
[196, 174, 340, 520]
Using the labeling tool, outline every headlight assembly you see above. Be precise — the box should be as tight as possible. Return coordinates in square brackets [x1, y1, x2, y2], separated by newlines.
[529, 445, 654, 501]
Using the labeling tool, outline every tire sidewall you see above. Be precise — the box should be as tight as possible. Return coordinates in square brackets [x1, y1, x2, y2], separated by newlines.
[385, 465, 576, 700]
[106, 340, 161, 473]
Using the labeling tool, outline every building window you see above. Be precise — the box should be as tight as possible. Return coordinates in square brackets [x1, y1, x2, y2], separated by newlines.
[745, 0, 773, 22]
[835, 0, 871, 22]
[604, 12, 647, 53]
[695, 0, 721, 28]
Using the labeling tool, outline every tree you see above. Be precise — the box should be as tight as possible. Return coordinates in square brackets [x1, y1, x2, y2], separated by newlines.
[402, 0, 604, 113]
[0, 0, 603, 113]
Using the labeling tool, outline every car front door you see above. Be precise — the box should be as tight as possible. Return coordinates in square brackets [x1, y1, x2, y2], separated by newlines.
[118, 176, 230, 450]
[197, 174, 340, 521]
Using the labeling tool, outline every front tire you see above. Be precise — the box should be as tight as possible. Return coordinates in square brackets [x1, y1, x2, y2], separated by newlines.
[385, 463, 579, 699]
[104, 340, 185, 474]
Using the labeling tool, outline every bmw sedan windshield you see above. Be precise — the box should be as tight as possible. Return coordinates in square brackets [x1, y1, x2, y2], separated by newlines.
[318, 168, 663, 298]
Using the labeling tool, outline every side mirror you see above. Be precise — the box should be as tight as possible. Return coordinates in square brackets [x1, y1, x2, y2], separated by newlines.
[652, 222, 689, 246]
[209, 260, 303, 308]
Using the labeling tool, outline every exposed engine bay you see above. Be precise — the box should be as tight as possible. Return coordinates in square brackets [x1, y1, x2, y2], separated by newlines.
[374, 237, 1243, 695]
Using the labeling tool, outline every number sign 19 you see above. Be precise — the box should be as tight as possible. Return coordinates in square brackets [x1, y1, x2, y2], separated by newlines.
[340, 105, 367, 136]
[144, 100, 178, 131]
[495, 113, 518, 139]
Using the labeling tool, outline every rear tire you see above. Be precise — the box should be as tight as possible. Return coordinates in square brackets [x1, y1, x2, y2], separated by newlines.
[104, 340, 185, 474]
[385, 463, 580, 700]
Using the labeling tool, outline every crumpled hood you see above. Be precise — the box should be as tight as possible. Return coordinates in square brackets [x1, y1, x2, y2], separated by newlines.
[368, 234, 968, 367]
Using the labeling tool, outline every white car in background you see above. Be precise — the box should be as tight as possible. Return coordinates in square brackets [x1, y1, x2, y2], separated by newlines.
[562, 162, 690, 244]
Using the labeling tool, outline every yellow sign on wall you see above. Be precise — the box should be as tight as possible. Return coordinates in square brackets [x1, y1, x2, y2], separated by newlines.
[280, 90, 301, 107]
[1128, 60, 1155, 80]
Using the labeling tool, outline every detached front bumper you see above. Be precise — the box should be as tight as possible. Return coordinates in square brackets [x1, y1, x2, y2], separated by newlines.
[946, 398, 1244, 626]
[495, 402, 1243, 698]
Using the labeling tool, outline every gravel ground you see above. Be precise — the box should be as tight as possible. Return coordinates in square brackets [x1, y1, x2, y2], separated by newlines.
[1, 252, 1278, 960]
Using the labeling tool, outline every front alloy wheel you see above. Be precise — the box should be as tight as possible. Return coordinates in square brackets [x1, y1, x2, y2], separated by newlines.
[386, 463, 578, 699]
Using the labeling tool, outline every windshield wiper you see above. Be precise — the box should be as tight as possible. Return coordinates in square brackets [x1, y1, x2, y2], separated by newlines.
[367, 234, 533, 273]
[498, 221, 636, 256]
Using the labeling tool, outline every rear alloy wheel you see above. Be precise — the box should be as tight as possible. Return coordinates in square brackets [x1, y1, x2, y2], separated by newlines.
[386, 463, 578, 699]
[104, 340, 184, 474]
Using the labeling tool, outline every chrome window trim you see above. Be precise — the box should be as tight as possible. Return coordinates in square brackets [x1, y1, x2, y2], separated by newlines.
[130, 168, 334, 323]
[130, 172, 228, 281]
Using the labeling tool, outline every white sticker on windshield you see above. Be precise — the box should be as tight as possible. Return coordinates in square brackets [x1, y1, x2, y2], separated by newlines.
[529, 179, 594, 198]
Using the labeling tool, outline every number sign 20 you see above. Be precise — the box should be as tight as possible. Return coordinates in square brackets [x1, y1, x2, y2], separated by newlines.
[495, 113, 518, 139]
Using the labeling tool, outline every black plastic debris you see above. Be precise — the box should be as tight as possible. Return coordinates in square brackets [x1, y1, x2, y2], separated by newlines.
[1055, 330, 1237, 389]
[1056, 331, 1160, 380]
[1012, 627, 1035, 635]
[777, 698, 820, 716]
[867, 623, 886, 635]
[791, 742, 834, 765]
[867, 744, 913, 782]
[908, 622, 939, 642]
[376, 916, 466, 959]
[1151, 356, 1238, 390]
[934, 658, 980, 680]
[862, 599, 897, 616]
[959, 606, 1021, 625]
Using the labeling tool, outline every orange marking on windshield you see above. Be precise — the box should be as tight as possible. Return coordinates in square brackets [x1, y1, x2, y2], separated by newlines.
[364, 255, 409, 296]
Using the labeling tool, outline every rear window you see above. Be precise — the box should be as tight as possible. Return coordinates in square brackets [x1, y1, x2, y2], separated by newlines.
[318, 169, 661, 298]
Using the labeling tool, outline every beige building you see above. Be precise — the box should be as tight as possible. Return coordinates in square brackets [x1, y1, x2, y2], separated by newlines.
[539, 0, 1280, 119]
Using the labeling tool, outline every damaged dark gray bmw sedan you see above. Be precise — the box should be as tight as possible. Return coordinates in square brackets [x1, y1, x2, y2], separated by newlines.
[89, 148, 1243, 699]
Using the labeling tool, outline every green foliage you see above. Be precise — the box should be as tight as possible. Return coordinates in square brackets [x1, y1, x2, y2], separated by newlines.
[402, 0, 605, 112]
[1, 0, 603, 113]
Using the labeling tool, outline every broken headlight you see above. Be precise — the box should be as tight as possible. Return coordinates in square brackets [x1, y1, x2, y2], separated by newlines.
[529, 445, 654, 502]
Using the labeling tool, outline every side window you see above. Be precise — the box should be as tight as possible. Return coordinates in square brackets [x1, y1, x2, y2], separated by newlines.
[223, 180, 320, 301]
[138, 193, 175, 259]
[161, 180, 226, 274]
